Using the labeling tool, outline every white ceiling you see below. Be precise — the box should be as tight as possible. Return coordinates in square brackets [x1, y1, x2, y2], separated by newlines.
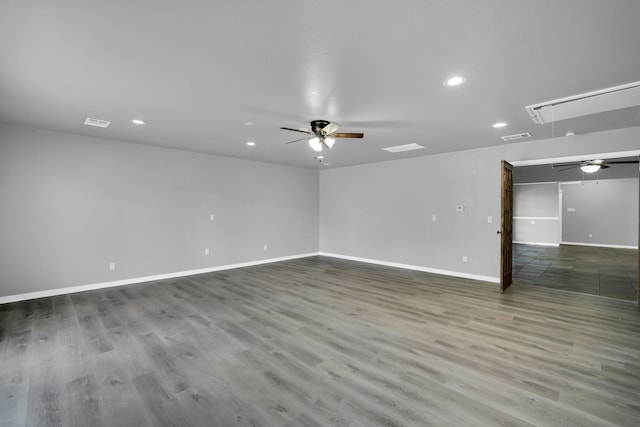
[1, 0, 639, 169]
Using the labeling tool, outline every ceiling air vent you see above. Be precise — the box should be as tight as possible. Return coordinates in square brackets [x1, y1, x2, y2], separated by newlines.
[382, 143, 425, 153]
[525, 81, 640, 124]
[84, 117, 111, 128]
[501, 132, 532, 142]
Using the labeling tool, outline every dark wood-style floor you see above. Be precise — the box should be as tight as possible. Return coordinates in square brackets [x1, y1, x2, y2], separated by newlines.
[1, 256, 640, 426]
[513, 244, 638, 300]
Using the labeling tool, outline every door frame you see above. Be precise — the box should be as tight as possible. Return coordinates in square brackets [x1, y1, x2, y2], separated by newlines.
[504, 149, 640, 305]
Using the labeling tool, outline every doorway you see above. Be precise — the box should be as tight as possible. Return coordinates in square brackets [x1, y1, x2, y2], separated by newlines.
[501, 152, 640, 305]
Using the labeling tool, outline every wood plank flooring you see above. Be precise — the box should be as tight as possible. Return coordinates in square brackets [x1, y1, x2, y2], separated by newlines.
[513, 244, 638, 300]
[1, 256, 640, 426]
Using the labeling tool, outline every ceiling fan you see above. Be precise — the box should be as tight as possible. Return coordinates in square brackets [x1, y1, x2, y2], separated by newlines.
[281, 120, 363, 152]
[552, 159, 639, 173]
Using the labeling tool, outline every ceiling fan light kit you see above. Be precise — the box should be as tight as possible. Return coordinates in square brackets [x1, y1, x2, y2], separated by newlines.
[580, 164, 601, 173]
[309, 137, 323, 152]
[281, 120, 364, 153]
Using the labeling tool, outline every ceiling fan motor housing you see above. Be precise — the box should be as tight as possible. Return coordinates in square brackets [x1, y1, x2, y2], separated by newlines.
[311, 120, 331, 136]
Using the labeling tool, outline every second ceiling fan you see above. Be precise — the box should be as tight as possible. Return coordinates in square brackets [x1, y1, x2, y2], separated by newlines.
[552, 159, 639, 173]
[281, 120, 363, 152]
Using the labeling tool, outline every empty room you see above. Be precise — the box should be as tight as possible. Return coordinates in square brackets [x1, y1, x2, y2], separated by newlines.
[1, 1, 639, 426]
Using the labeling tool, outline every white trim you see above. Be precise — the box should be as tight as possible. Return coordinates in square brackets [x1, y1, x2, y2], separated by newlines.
[560, 241, 638, 250]
[513, 216, 559, 220]
[510, 150, 640, 167]
[514, 241, 560, 247]
[0, 252, 320, 304]
[319, 252, 500, 284]
[514, 181, 559, 186]
[558, 182, 563, 243]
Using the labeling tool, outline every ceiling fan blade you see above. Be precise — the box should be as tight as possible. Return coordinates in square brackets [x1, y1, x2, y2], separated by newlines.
[603, 160, 639, 164]
[322, 122, 341, 135]
[285, 137, 309, 144]
[600, 164, 610, 169]
[557, 165, 581, 172]
[333, 132, 364, 138]
[280, 127, 313, 135]
[551, 162, 580, 169]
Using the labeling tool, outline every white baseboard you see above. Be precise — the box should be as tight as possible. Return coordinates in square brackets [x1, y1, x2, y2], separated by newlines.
[0, 252, 320, 304]
[319, 252, 500, 284]
[514, 241, 560, 247]
[560, 241, 638, 250]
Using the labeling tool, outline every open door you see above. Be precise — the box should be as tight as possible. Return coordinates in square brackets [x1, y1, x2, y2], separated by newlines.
[500, 160, 514, 293]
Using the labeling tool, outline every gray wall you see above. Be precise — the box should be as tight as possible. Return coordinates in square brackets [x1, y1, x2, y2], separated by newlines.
[513, 183, 560, 245]
[561, 178, 638, 247]
[320, 127, 640, 280]
[0, 124, 319, 297]
[2, 123, 639, 298]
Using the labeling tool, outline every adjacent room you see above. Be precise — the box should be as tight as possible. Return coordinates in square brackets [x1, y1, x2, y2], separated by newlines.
[513, 158, 639, 300]
[1, 1, 640, 426]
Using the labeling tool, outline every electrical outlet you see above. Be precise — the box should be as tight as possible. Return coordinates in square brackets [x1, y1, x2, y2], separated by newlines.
[109, 262, 116, 271]
[204, 248, 210, 255]
[487, 216, 493, 224]
[263, 244, 268, 251]
[456, 205, 464, 212]
[431, 214, 437, 222]
[588, 234, 593, 238]
[462, 256, 468, 263]
[210, 214, 215, 221]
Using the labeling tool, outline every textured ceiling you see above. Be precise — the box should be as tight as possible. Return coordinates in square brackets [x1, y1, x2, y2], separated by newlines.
[1, 0, 639, 169]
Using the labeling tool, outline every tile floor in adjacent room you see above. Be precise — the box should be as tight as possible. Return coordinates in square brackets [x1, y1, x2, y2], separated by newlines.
[513, 243, 638, 300]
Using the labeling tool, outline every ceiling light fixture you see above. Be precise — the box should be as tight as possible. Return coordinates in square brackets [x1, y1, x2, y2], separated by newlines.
[581, 164, 600, 173]
[309, 137, 323, 152]
[492, 122, 507, 128]
[246, 141, 256, 146]
[130, 119, 146, 125]
[444, 76, 466, 87]
[324, 137, 335, 149]
[315, 155, 324, 160]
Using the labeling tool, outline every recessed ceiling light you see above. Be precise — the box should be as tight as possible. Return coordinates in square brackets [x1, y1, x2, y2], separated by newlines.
[492, 122, 507, 128]
[246, 141, 256, 146]
[444, 76, 466, 87]
[243, 121, 253, 126]
[130, 119, 146, 125]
